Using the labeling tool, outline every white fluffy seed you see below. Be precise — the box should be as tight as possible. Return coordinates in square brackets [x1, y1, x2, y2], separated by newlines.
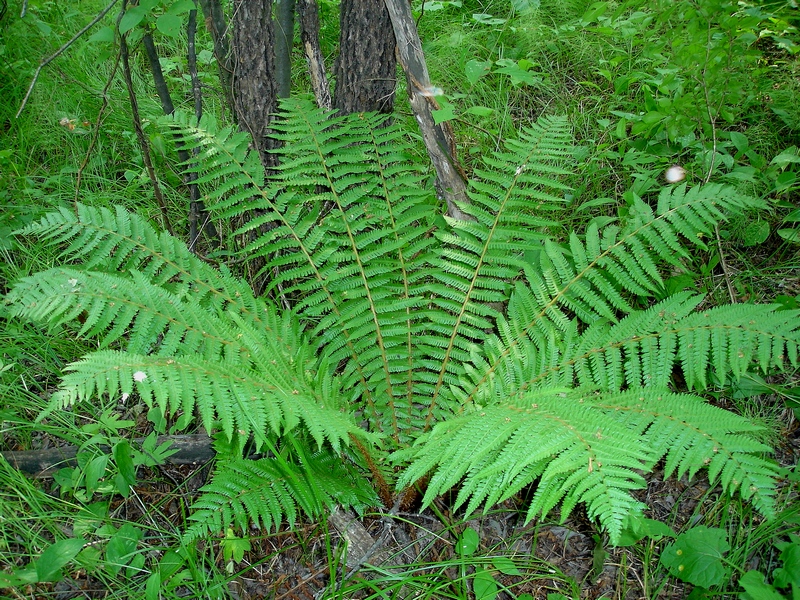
[665, 165, 686, 183]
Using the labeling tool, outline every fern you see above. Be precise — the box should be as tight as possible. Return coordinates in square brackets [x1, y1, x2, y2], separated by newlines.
[185, 438, 378, 541]
[5, 98, 798, 545]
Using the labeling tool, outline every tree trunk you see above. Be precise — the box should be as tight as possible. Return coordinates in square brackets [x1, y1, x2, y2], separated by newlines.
[333, 0, 396, 114]
[231, 0, 279, 170]
[274, 0, 296, 99]
[198, 0, 234, 115]
[383, 0, 471, 221]
[297, 0, 331, 109]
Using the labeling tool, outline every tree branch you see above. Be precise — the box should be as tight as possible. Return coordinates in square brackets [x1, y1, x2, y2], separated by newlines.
[15, 0, 120, 118]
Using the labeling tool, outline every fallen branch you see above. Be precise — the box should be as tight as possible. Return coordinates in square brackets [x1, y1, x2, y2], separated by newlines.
[1, 434, 214, 477]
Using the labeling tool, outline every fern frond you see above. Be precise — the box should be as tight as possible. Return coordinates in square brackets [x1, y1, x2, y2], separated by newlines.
[394, 387, 650, 543]
[14, 203, 267, 330]
[47, 349, 359, 451]
[170, 98, 443, 441]
[184, 442, 377, 541]
[394, 387, 778, 543]
[5, 267, 244, 361]
[459, 184, 766, 404]
[591, 390, 779, 518]
[522, 183, 764, 327]
[425, 117, 574, 422]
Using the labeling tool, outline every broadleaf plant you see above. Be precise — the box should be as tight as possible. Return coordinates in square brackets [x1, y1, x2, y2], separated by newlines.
[5, 97, 798, 544]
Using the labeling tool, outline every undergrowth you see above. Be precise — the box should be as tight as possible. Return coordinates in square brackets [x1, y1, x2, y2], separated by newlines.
[0, 0, 798, 598]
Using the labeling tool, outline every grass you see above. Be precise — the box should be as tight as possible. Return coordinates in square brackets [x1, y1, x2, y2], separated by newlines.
[1, 0, 799, 598]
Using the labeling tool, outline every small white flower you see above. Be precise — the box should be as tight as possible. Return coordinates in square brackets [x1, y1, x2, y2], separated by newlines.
[665, 165, 686, 183]
[133, 371, 147, 382]
[121, 393, 130, 402]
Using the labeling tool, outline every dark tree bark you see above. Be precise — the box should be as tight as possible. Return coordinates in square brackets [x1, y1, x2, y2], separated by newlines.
[231, 0, 279, 170]
[141, 25, 218, 248]
[333, 0, 396, 114]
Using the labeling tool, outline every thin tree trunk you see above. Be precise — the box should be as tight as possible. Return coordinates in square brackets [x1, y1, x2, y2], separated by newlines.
[383, 0, 471, 221]
[198, 0, 234, 114]
[231, 0, 279, 170]
[274, 0, 295, 99]
[297, 0, 330, 109]
[119, 1, 172, 234]
[142, 26, 217, 248]
[333, 0, 396, 114]
[187, 6, 217, 250]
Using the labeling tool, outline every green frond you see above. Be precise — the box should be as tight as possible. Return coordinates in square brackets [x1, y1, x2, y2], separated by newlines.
[458, 184, 767, 404]
[394, 386, 778, 543]
[521, 183, 763, 330]
[591, 390, 780, 518]
[13, 203, 267, 329]
[5, 267, 245, 361]
[393, 388, 651, 543]
[549, 295, 797, 392]
[184, 443, 377, 541]
[47, 349, 359, 451]
[7, 99, 788, 545]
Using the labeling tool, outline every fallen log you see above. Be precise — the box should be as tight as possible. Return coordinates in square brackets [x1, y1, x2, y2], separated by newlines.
[1, 434, 214, 477]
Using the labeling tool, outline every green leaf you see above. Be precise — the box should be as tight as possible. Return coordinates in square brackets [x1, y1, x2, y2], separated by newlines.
[493, 556, 521, 575]
[473, 568, 498, 600]
[741, 220, 770, 246]
[113, 440, 137, 494]
[457, 527, 479, 556]
[494, 58, 538, 86]
[773, 539, 800, 589]
[579, 1, 608, 25]
[167, 0, 196, 15]
[777, 228, 800, 243]
[145, 572, 161, 600]
[511, 0, 540, 12]
[466, 105, 495, 117]
[119, 6, 147, 34]
[770, 146, 800, 168]
[660, 526, 730, 588]
[465, 59, 492, 85]
[472, 13, 507, 26]
[739, 570, 785, 600]
[730, 131, 749, 154]
[84, 454, 108, 494]
[105, 523, 143, 576]
[432, 100, 457, 125]
[36, 538, 85, 582]
[156, 13, 182, 38]
[221, 528, 251, 563]
[88, 26, 115, 43]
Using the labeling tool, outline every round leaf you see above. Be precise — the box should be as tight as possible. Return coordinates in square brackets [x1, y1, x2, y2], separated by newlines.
[156, 13, 183, 38]
[660, 526, 729, 588]
[457, 527, 479, 555]
[119, 6, 147, 34]
[473, 568, 498, 600]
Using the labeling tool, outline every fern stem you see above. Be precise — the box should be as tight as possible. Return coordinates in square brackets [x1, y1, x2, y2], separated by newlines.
[349, 434, 392, 507]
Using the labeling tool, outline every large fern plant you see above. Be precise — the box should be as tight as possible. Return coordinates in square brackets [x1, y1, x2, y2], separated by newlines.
[6, 98, 798, 544]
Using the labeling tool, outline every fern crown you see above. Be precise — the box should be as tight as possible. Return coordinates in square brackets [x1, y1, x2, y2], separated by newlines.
[6, 97, 797, 543]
